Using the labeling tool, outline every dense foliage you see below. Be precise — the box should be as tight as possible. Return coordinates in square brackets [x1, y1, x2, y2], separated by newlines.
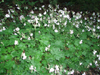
[0, 2, 100, 75]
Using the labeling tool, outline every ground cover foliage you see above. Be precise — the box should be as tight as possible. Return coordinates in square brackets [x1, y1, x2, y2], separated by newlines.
[0, 1, 100, 75]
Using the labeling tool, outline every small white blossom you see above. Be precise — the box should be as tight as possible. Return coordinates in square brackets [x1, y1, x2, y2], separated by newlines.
[39, 13, 42, 17]
[68, 70, 74, 75]
[45, 47, 48, 51]
[82, 29, 84, 32]
[28, 20, 34, 23]
[64, 15, 70, 19]
[8, 10, 10, 14]
[30, 10, 34, 14]
[16, 27, 20, 31]
[29, 65, 34, 70]
[30, 33, 33, 36]
[19, 15, 25, 20]
[38, 31, 41, 33]
[97, 26, 100, 29]
[3, 27, 6, 30]
[54, 29, 58, 33]
[0, 29, 2, 32]
[79, 40, 83, 44]
[82, 72, 86, 75]
[98, 19, 100, 22]
[14, 33, 17, 35]
[23, 55, 27, 60]
[17, 6, 20, 10]
[90, 63, 92, 66]
[24, 23, 26, 26]
[14, 40, 18, 45]
[24, 6, 28, 9]
[93, 50, 97, 55]
[55, 65, 59, 71]
[49, 68, 54, 73]
[39, 7, 41, 10]
[64, 69, 66, 72]
[80, 62, 82, 65]
[20, 38, 22, 40]
[44, 11, 46, 15]
[93, 28, 95, 32]
[70, 30, 73, 34]
[28, 37, 31, 40]
[97, 55, 100, 60]
[5, 14, 10, 18]
[42, 5, 45, 8]
[21, 52, 27, 60]
[48, 45, 50, 48]
[76, 24, 79, 28]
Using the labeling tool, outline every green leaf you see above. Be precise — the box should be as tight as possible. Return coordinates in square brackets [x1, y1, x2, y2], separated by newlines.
[18, 43, 26, 49]
[4, 60, 15, 70]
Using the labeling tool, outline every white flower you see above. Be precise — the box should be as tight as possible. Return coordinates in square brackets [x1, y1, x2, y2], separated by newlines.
[42, 5, 45, 8]
[68, 70, 74, 75]
[44, 24, 47, 26]
[24, 6, 28, 9]
[38, 31, 41, 33]
[16, 27, 20, 31]
[79, 40, 83, 44]
[97, 26, 100, 29]
[82, 29, 84, 32]
[82, 72, 86, 75]
[44, 11, 46, 15]
[23, 55, 27, 60]
[55, 65, 59, 71]
[54, 29, 58, 33]
[70, 30, 73, 34]
[45, 47, 48, 51]
[48, 45, 50, 48]
[93, 28, 95, 32]
[8, 10, 10, 14]
[80, 62, 82, 65]
[14, 40, 18, 45]
[49, 68, 54, 73]
[24, 23, 26, 26]
[64, 69, 66, 72]
[20, 38, 22, 40]
[90, 63, 92, 66]
[14, 33, 17, 35]
[39, 7, 41, 10]
[5, 14, 10, 18]
[19, 15, 25, 20]
[97, 55, 100, 60]
[35, 17, 39, 23]
[0, 29, 2, 32]
[30, 33, 33, 36]
[3, 27, 6, 30]
[53, 25, 55, 29]
[64, 15, 70, 19]
[93, 50, 97, 55]
[28, 37, 31, 40]
[29, 65, 34, 70]
[30, 10, 34, 14]
[21, 52, 27, 60]
[76, 24, 79, 28]
[17, 7, 20, 10]
[39, 13, 42, 17]
[28, 20, 34, 23]
[64, 21, 67, 26]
